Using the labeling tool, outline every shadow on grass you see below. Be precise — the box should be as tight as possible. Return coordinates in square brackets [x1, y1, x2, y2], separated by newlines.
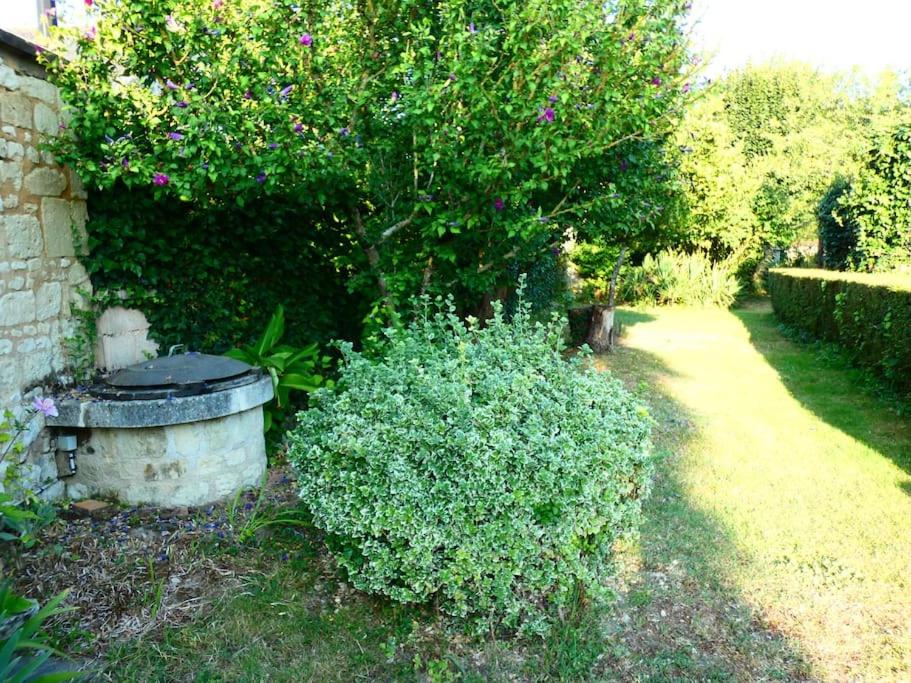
[593, 336, 811, 681]
[616, 308, 657, 332]
[737, 302, 911, 479]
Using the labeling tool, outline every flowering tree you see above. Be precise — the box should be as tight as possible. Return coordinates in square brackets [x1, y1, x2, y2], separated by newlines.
[47, 0, 692, 317]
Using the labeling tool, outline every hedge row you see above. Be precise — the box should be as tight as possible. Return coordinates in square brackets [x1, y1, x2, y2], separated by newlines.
[768, 268, 911, 397]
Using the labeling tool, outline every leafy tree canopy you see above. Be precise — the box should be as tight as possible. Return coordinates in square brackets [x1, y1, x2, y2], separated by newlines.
[47, 0, 693, 317]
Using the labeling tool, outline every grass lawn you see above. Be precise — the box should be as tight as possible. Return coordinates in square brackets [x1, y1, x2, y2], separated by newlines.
[99, 301, 911, 681]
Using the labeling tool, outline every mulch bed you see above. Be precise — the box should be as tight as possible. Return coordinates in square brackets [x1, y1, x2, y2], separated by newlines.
[2, 465, 303, 654]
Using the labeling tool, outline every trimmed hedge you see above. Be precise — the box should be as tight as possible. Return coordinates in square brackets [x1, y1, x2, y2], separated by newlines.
[768, 268, 911, 397]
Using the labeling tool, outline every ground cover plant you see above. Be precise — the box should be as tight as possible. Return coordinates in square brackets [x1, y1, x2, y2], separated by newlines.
[288, 293, 654, 632]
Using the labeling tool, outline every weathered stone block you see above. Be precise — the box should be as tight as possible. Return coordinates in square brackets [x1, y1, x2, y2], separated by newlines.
[20, 76, 57, 105]
[0, 64, 20, 91]
[0, 290, 36, 326]
[94, 307, 159, 370]
[5, 214, 42, 258]
[67, 169, 87, 199]
[24, 167, 67, 196]
[0, 160, 22, 191]
[36, 282, 62, 321]
[41, 197, 74, 257]
[0, 139, 23, 160]
[0, 94, 32, 128]
[63, 407, 268, 506]
[33, 103, 58, 137]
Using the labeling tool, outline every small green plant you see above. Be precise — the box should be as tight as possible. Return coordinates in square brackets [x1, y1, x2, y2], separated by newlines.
[621, 250, 741, 307]
[1, 399, 59, 547]
[288, 286, 654, 633]
[0, 582, 81, 682]
[225, 305, 330, 443]
[226, 482, 311, 545]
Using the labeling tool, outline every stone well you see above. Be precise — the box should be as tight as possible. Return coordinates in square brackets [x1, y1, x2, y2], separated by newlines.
[48, 373, 273, 507]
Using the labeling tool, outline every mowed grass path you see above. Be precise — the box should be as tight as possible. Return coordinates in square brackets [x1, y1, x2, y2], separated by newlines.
[606, 302, 911, 681]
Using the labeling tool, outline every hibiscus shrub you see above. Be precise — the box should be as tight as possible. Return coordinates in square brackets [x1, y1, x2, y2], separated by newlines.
[46, 0, 692, 321]
[288, 292, 654, 631]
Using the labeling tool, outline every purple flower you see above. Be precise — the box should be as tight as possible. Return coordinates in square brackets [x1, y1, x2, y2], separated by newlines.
[32, 397, 58, 418]
[339, 127, 350, 136]
[121, 157, 130, 169]
[166, 79, 179, 90]
[167, 131, 183, 141]
[83, 25, 96, 40]
[682, 82, 691, 94]
[299, 33, 313, 47]
[293, 123, 303, 133]
[243, 90, 253, 100]
[256, 172, 267, 184]
[494, 197, 505, 211]
[213, 0, 224, 8]
[175, 100, 189, 108]
[538, 216, 550, 223]
[153, 172, 169, 186]
[268, 143, 279, 150]
[538, 107, 555, 123]
[468, 22, 477, 33]
[201, 162, 209, 170]
[391, 90, 400, 102]
[279, 85, 293, 98]
[448, 73, 456, 82]
[243, 502, 254, 511]
[651, 76, 662, 87]
[548, 95, 558, 104]
[627, 32, 636, 42]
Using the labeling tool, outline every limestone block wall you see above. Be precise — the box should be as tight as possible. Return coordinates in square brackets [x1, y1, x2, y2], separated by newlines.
[0, 35, 91, 498]
[66, 408, 267, 507]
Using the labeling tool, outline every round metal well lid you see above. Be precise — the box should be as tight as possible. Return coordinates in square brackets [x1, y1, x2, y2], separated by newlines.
[106, 352, 253, 388]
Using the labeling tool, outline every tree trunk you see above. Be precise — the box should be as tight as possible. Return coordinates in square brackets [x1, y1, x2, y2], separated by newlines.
[586, 305, 615, 353]
[585, 247, 626, 353]
[352, 209, 398, 323]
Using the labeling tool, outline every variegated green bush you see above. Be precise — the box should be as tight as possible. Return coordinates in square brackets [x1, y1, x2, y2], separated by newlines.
[288, 294, 653, 632]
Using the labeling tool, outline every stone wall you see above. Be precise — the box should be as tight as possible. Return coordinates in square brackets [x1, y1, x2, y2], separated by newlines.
[0, 33, 91, 499]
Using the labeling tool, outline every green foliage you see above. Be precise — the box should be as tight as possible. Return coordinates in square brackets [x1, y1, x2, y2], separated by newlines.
[287, 292, 653, 631]
[621, 251, 740, 307]
[0, 583, 80, 682]
[768, 269, 911, 399]
[47, 0, 692, 316]
[225, 305, 330, 442]
[837, 117, 911, 272]
[81, 188, 363, 352]
[817, 177, 856, 270]
[0, 410, 57, 548]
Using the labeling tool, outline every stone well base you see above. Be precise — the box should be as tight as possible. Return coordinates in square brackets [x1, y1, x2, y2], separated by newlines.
[66, 407, 266, 507]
